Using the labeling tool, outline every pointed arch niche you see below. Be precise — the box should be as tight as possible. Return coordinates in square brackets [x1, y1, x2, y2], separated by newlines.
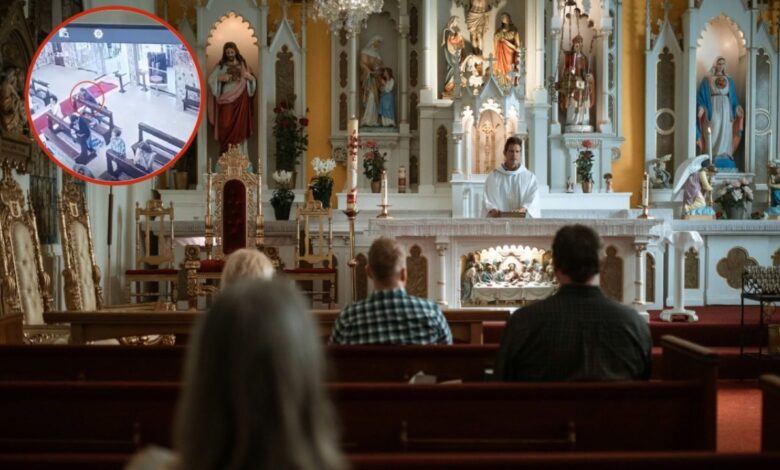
[205, 12, 259, 170]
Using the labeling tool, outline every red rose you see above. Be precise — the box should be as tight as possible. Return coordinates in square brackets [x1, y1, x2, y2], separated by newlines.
[280, 100, 288, 109]
[582, 140, 593, 149]
[273, 106, 281, 114]
[299, 117, 309, 126]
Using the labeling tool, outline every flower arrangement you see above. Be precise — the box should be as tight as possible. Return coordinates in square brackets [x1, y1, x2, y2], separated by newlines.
[270, 170, 295, 206]
[310, 156, 336, 208]
[715, 178, 753, 211]
[576, 141, 595, 184]
[273, 99, 309, 172]
[362, 140, 387, 181]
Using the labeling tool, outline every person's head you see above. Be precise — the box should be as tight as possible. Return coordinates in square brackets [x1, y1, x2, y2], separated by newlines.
[111, 128, 121, 138]
[712, 56, 726, 75]
[175, 279, 345, 470]
[220, 248, 275, 285]
[69, 113, 79, 123]
[502, 136, 523, 170]
[219, 41, 246, 67]
[383, 67, 394, 80]
[572, 35, 584, 52]
[140, 141, 152, 153]
[551, 224, 602, 285]
[500, 13, 511, 26]
[447, 15, 459, 31]
[367, 237, 407, 289]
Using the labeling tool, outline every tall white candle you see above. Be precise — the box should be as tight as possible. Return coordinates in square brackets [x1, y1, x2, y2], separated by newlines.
[380, 170, 388, 206]
[347, 117, 359, 211]
[707, 126, 713, 165]
[643, 172, 650, 206]
[257, 169, 262, 218]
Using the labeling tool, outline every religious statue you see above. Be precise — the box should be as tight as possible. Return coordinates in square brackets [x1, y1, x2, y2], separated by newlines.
[461, 264, 478, 301]
[359, 35, 385, 127]
[0, 65, 24, 136]
[603, 173, 613, 193]
[673, 155, 716, 217]
[207, 42, 256, 153]
[378, 67, 396, 127]
[651, 154, 672, 189]
[696, 56, 744, 171]
[441, 16, 465, 98]
[767, 163, 780, 217]
[559, 35, 595, 132]
[455, 0, 500, 55]
[493, 13, 521, 85]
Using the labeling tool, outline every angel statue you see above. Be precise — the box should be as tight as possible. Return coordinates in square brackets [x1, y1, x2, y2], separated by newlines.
[650, 154, 672, 189]
[767, 162, 780, 217]
[454, 0, 501, 56]
[673, 155, 716, 218]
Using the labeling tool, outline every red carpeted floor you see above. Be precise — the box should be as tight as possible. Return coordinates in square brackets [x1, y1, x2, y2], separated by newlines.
[32, 81, 119, 134]
[717, 381, 761, 452]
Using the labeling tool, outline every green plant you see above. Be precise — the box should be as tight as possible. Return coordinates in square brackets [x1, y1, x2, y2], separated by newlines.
[576, 150, 594, 183]
[362, 140, 386, 181]
[270, 170, 295, 206]
[273, 99, 309, 172]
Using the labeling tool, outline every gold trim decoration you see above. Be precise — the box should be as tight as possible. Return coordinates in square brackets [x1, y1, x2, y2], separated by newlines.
[600, 245, 623, 301]
[406, 245, 428, 299]
[0, 165, 53, 323]
[684, 247, 699, 289]
[59, 180, 103, 311]
[716, 247, 758, 290]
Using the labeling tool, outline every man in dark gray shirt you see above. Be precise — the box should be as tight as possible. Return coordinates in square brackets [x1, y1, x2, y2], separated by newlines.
[496, 224, 652, 381]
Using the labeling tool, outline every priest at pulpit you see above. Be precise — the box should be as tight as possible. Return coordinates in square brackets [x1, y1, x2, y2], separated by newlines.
[484, 137, 540, 218]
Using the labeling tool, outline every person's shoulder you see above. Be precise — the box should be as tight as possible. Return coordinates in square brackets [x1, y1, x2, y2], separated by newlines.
[407, 294, 443, 312]
[601, 296, 649, 326]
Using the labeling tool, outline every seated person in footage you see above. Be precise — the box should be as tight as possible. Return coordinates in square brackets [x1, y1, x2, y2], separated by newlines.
[329, 237, 452, 345]
[135, 141, 155, 173]
[496, 224, 652, 382]
[127, 279, 345, 470]
[220, 248, 275, 285]
[484, 136, 541, 218]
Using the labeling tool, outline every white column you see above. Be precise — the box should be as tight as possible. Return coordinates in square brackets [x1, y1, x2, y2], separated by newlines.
[348, 34, 359, 118]
[435, 242, 448, 307]
[661, 231, 703, 322]
[632, 241, 649, 322]
[420, 0, 437, 102]
[597, 16, 613, 133]
[398, 11, 410, 124]
[535, 0, 545, 93]
[452, 123, 463, 177]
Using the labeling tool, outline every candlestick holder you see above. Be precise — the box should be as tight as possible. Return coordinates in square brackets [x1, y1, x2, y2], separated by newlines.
[343, 208, 360, 302]
[637, 204, 654, 219]
[377, 203, 392, 219]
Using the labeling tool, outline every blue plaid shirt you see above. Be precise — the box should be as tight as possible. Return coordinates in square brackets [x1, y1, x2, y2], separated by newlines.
[329, 288, 452, 345]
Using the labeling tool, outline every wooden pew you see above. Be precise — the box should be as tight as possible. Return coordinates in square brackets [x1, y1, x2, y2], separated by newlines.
[0, 313, 23, 344]
[0, 336, 717, 453]
[130, 122, 185, 170]
[43, 308, 511, 345]
[106, 148, 148, 179]
[72, 96, 120, 144]
[0, 344, 498, 383]
[761, 374, 780, 452]
[183, 85, 200, 112]
[44, 112, 80, 160]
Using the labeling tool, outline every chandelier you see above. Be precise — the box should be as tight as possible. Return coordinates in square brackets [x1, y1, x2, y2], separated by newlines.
[311, 0, 384, 35]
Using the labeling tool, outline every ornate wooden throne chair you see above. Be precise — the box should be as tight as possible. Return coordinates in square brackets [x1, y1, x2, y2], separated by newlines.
[0, 166, 54, 331]
[125, 199, 178, 303]
[59, 180, 103, 311]
[283, 198, 336, 308]
[185, 145, 264, 307]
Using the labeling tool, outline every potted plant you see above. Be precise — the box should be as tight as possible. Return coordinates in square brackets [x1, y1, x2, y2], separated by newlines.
[715, 177, 753, 220]
[576, 141, 595, 193]
[310, 156, 336, 209]
[362, 140, 386, 193]
[273, 99, 309, 176]
[270, 170, 295, 220]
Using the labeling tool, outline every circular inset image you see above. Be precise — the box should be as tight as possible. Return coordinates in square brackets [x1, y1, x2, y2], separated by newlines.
[25, 6, 204, 185]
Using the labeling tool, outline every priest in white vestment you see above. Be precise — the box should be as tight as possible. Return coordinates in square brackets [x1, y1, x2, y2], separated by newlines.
[483, 136, 541, 218]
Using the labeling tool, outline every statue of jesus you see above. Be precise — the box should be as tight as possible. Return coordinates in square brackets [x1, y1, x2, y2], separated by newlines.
[207, 42, 256, 153]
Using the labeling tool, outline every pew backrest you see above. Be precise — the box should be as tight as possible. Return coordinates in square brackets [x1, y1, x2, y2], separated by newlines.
[761, 374, 780, 452]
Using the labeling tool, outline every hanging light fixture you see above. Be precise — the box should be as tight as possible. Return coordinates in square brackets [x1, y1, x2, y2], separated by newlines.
[311, 0, 384, 35]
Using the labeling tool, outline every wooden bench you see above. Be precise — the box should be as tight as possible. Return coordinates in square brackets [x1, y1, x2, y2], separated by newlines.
[44, 112, 80, 160]
[0, 336, 717, 454]
[43, 308, 511, 345]
[761, 374, 780, 452]
[183, 84, 200, 112]
[72, 96, 119, 144]
[0, 313, 23, 344]
[130, 123, 185, 170]
[106, 149, 148, 179]
[0, 344, 498, 383]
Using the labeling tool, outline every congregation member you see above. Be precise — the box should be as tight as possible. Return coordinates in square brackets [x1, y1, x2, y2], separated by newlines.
[484, 136, 540, 218]
[496, 224, 652, 381]
[329, 237, 452, 345]
[127, 279, 345, 470]
[220, 247, 275, 285]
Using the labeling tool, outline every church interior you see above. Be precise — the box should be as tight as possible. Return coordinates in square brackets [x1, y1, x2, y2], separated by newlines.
[1, 0, 780, 465]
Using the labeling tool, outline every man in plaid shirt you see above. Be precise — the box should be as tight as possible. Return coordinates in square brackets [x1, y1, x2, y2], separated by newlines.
[329, 238, 452, 345]
[496, 224, 652, 381]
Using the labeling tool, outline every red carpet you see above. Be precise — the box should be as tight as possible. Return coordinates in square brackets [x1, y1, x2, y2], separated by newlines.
[32, 81, 119, 134]
[717, 381, 761, 452]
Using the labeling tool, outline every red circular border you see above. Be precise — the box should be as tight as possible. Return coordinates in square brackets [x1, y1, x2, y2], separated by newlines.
[24, 5, 205, 187]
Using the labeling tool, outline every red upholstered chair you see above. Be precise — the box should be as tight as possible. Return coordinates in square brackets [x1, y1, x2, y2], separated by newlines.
[125, 200, 177, 303]
[185, 145, 263, 307]
[283, 199, 336, 308]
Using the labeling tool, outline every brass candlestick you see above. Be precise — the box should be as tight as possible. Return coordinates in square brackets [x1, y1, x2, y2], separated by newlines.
[377, 203, 392, 219]
[637, 204, 654, 219]
[343, 208, 360, 302]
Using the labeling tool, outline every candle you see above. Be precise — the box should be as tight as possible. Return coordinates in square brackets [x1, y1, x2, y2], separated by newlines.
[643, 172, 650, 207]
[380, 170, 389, 206]
[257, 168, 262, 218]
[398, 166, 407, 193]
[707, 126, 713, 165]
[347, 116, 359, 211]
[521, 138, 526, 167]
